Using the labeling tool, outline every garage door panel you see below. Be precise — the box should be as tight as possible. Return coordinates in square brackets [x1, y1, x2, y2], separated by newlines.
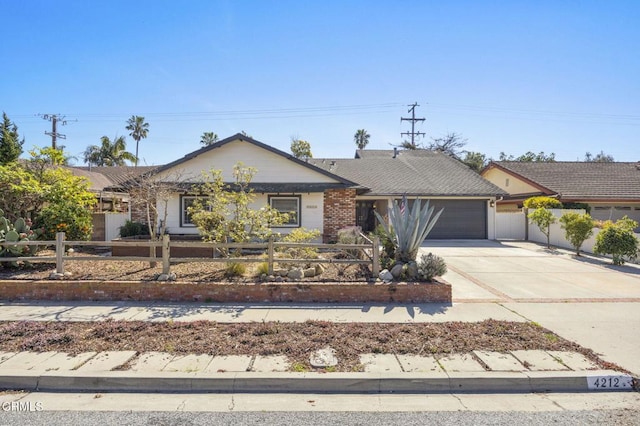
[425, 200, 487, 239]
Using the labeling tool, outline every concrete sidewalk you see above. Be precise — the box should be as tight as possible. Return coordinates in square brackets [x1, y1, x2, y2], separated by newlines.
[0, 348, 635, 394]
[0, 301, 637, 394]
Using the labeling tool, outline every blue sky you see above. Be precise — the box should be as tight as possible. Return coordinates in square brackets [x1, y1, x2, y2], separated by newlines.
[2, 1, 638, 165]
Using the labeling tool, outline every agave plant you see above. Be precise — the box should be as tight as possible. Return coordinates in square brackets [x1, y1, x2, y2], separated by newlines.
[374, 195, 444, 263]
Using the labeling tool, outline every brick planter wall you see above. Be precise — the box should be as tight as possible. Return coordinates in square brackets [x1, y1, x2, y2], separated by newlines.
[323, 188, 356, 242]
[0, 280, 451, 304]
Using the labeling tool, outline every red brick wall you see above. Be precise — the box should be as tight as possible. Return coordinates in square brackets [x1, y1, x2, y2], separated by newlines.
[130, 202, 149, 225]
[323, 188, 356, 242]
[0, 280, 451, 303]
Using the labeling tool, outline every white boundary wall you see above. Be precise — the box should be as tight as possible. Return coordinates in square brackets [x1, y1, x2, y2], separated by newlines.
[105, 213, 130, 241]
[495, 211, 526, 240]
[497, 209, 640, 257]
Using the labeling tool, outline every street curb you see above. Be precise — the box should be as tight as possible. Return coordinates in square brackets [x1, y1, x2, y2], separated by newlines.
[1, 370, 637, 394]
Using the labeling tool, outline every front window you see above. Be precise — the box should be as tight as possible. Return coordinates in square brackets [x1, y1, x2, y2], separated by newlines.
[269, 196, 300, 227]
[181, 196, 204, 227]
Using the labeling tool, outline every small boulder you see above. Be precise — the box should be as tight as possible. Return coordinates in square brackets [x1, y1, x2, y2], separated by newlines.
[406, 261, 419, 279]
[310, 346, 338, 368]
[303, 267, 316, 278]
[274, 268, 288, 277]
[275, 276, 283, 282]
[379, 269, 393, 282]
[390, 263, 404, 279]
[157, 274, 170, 281]
[288, 268, 304, 280]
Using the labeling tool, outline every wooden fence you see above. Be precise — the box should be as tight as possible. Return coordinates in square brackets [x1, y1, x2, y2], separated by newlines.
[0, 232, 380, 277]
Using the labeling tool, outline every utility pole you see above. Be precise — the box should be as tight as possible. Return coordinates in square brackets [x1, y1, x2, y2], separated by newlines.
[39, 114, 71, 149]
[400, 102, 426, 148]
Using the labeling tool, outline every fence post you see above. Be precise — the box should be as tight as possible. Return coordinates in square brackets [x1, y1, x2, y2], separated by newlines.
[267, 235, 274, 275]
[56, 232, 65, 274]
[162, 234, 170, 275]
[372, 235, 380, 276]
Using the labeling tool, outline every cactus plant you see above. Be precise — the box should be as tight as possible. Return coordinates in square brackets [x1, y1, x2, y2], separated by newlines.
[374, 195, 444, 263]
[0, 209, 43, 266]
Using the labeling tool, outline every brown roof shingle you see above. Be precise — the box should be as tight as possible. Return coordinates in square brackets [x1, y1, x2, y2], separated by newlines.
[311, 150, 506, 197]
[492, 161, 640, 200]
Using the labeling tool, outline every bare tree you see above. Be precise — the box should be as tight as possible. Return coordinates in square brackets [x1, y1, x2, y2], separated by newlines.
[121, 169, 184, 266]
[428, 132, 467, 157]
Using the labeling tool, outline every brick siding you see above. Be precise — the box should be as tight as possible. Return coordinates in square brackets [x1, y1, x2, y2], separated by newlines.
[323, 188, 356, 242]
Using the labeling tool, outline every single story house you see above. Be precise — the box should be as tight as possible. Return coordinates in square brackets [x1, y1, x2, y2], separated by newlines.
[309, 148, 506, 239]
[144, 134, 361, 242]
[481, 161, 640, 224]
[131, 134, 505, 241]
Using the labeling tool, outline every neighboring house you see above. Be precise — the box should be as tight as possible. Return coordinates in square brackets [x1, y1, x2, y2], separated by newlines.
[145, 134, 360, 242]
[70, 166, 157, 213]
[310, 148, 506, 239]
[69, 166, 157, 240]
[482, 161, 640, 224]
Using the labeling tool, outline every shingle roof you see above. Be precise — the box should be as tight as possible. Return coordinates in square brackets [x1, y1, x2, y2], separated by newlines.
[150, 133, 358, 188]
[310, 150, 506, 197]
[490, 161, 640, 200]
[73, 166, 158, 187]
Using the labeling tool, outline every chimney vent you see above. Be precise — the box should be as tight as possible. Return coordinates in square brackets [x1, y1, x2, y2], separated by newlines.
[393, 147, 398, 158]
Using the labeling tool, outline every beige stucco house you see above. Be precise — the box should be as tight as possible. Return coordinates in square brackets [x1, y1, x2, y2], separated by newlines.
[131, 134, 505, 241]
[145, 134, 359, 242]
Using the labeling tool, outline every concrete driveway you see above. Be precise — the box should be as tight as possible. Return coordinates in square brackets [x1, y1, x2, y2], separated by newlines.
[419, 240, 640, 375]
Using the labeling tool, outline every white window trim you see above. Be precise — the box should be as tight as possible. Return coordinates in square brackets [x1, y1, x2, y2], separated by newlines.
[181, 195, 203, 227]
[269, 195, 301, 228]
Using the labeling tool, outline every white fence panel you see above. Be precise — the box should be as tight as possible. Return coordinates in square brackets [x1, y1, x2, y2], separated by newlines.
[495, 212, 526, 240]
[105, 213, 130, 241]
[527, 209, 586, 249]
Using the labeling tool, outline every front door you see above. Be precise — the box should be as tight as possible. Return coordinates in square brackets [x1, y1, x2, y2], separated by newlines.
[355, 201, 376, 233]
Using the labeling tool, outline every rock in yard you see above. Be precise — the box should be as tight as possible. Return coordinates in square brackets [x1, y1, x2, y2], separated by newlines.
[303, 267, 316, 278]
[157, 273, 177, 282]
[390, 263, 404, 279]
[314, 264, 325, 275]
[379, 269, 393, 282]
[406, 261, 418, 279]
[287, 268, 304, 280]
[274, 268, 288, 277]
[310, 347, 338, 368]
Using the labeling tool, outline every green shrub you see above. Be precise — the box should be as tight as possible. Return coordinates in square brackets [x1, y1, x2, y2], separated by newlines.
[119, 220, 150, 238]
[417, 253, 447, 281]
[225, 262, 246, 277]
[36, 203, 92, 241]
[370, 224, 395, 262]
[528, 208, 556, 248]
[559, 212, 595, 256]
[562, 202, 591, 214]
[256, 262, 269, 276]
[523, 196, 562, 209]
[594, 216, 639, 265]
[278, 228, 321, 262]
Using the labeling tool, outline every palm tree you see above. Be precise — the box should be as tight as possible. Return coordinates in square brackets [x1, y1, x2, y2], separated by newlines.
[200, 132, 219, 146]
[84, 136, 136, 167]
[354, 129, 370, 150]
[125, 115, 150, 166]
